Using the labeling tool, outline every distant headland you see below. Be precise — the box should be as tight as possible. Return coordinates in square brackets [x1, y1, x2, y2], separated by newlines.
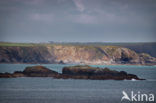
[0, 42, 155, 65]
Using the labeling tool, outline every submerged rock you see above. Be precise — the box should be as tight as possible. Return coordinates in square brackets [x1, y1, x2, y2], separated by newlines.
[0, 65, 144, 80]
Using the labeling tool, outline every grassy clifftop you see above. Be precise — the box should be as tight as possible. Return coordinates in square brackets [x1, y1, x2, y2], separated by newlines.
[0, 42, 53, 47]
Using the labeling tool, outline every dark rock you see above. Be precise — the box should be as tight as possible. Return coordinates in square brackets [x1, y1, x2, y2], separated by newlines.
[0, 65, 144, 80]
[23, 65, 59, 77]
[13, 72, 25, 77]
[0, 72, 13, 78]
[59, 60, 65, 64]
[0, 65, 60, 78]
[62, 65, 144, 80]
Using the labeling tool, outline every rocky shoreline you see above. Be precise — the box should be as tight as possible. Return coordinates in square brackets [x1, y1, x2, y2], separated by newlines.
[0, 65, 145, 80]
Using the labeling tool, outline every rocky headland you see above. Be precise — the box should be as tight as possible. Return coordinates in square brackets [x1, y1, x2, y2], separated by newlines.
[0, 43, 155, 65]
[0, 65, 144, 80]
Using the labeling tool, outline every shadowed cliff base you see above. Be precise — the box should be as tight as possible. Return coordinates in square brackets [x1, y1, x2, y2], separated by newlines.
[0, 65, 145, 80]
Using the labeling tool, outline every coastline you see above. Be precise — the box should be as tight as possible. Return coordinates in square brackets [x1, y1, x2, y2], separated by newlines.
[0, 62, 155, 66]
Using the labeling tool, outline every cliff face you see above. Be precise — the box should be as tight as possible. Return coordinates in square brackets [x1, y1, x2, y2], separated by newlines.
[0, 46, 56, 63]
[0, 45, 155, 65]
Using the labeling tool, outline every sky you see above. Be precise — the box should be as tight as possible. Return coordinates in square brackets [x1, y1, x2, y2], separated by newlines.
[0, 0, 156, 43]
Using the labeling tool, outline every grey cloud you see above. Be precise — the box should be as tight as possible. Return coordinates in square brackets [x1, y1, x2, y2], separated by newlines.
[73, 0, 85, 12]
[0, 0, 155, 42]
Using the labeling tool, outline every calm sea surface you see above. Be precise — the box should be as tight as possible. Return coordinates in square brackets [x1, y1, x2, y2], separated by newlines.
[0, 64, 156, 103]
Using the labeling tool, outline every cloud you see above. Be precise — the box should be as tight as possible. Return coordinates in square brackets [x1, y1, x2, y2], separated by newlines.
[9, 0, 46, 5]
[73, 0, 85, 12]
[70, 0, 125, 24]
[69, 10, 123, 24]
[30, 13, 54, 23]
[72, 14, 97, 24]
[25, 0, 45, 5]
[57, 0, 66, 3]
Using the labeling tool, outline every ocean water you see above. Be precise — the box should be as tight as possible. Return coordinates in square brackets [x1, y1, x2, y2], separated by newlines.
[0, 64, 156, 103]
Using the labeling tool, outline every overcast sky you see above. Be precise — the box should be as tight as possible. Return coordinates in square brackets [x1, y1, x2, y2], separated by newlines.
[0, 0, 156, 43]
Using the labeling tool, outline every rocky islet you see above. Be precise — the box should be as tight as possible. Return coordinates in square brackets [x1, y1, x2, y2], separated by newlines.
[0, 65, 144, 80]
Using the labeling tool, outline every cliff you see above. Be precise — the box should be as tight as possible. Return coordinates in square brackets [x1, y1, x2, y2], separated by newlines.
[70, 42, 156, 57]
[0, 43, 155, 65]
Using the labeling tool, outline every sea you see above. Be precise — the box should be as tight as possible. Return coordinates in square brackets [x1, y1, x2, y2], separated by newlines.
[0, 64, 156, 103]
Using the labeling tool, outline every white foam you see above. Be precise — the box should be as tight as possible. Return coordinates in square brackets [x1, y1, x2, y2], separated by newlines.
[131, 78, 137, 81]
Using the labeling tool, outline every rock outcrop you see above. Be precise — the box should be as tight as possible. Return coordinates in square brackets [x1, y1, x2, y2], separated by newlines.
[62, 65, 143, 80]
[0, 66, 60, 78]
[23, 66, 59, 77]
[0, 65, 144, 80]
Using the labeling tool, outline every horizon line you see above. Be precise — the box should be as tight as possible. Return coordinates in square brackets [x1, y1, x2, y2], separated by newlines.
[0, 41, 156, 44]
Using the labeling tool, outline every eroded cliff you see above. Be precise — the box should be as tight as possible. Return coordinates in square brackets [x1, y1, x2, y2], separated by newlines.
[0, 44, 155, 65]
